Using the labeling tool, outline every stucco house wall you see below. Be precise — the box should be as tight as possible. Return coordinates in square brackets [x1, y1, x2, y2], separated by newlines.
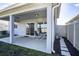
[14, 17, 46, 36]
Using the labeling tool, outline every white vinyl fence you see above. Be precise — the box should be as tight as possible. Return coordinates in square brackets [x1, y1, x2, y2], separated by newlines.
[67, 21, 79, 51]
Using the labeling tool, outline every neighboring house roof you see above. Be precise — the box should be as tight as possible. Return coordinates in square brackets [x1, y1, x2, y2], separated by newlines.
[66, 14, 79, 24]
[0, 23, 8, 31]
[0, 20, 9, 31]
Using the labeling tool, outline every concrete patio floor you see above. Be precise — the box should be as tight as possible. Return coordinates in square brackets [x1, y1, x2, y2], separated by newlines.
[0, 36, 46, 52]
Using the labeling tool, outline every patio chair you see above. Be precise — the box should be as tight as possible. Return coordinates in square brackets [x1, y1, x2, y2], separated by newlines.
[34, 31, 46, 40]
[39, 33, 47, 40]
[34, 31, 39, 36]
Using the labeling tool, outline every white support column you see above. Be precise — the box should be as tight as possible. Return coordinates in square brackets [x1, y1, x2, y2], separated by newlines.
[34, 23, 38, 36]
[34, 23, 38, 31]
[9, 15, 14, 43]
[43, 21, 45, 33]
[47, 4, 55, 53]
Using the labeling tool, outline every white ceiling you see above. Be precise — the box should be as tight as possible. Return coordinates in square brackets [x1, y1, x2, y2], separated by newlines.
[0, 8, 46, 22]
[14, 8, 46, 21]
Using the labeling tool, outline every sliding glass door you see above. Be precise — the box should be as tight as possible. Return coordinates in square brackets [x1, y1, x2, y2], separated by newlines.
[26, 23, 34, 35]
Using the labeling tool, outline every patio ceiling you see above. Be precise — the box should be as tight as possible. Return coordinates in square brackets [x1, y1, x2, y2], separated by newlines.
[0, 3, 61, 23]
[0, 8, 46, 22]
[14, 8, 46, 22]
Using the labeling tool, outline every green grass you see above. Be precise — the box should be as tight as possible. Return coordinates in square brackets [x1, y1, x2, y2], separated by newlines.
[0, 41, 59, 56]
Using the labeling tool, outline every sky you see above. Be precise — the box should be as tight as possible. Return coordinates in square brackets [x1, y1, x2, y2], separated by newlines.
[0, 3, 15, 25]
[0, 3, 14, 10]
[57, 3, 79, 25]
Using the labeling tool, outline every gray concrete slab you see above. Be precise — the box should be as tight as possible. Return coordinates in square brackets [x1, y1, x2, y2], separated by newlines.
[0, 36, 46, 53]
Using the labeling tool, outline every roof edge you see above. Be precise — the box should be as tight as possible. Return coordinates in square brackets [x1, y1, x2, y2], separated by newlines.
[0, 3, 28, 12]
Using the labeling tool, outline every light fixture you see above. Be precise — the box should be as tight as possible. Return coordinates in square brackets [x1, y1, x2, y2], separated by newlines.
[35, 13, 39, 17]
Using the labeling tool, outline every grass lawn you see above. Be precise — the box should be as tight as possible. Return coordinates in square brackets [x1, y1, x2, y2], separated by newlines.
[0, 41, 59, 56]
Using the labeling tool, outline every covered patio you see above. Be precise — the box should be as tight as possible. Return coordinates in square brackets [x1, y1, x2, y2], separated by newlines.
[0, 3, 61, 54]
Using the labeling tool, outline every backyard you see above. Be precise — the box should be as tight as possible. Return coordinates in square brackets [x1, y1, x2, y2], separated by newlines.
[0, 41, 59, 56]
[0, 31, 59, 56]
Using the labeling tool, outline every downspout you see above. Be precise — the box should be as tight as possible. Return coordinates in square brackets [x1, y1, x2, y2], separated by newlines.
[52, 3, 61, 53]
